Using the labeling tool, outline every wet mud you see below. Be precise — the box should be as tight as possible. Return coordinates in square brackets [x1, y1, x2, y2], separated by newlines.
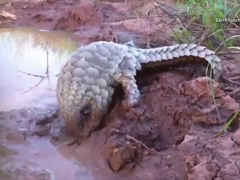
[1, 0, 240, 180]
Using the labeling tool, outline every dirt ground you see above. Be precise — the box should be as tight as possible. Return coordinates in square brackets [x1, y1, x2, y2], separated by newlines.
[1, 0, 240, 180]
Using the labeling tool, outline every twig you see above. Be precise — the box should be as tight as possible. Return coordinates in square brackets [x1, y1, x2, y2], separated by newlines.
[110, 26, 118, 43]
[22, 77, 45, 93]
[18, 70, 46, 78]
[19, 37, 52, 93]
[228, 87, 240, 95]
[153, 1, 179, 17]
[193, 29, 222, 45]
[185, 16, 198, 29]
[153, 2, 178, 40]
[218, 51, 240, 55]
[40, 40, 51, 84]
[153, 0, 188, 41]
[146, 10, 152, 48]
[126, 134, 159, 155]
[109, 129, 159, 155]
[197, 29, 210, 45]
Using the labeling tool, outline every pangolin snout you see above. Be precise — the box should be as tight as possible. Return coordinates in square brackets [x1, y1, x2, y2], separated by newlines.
[75, 104, 92, 128]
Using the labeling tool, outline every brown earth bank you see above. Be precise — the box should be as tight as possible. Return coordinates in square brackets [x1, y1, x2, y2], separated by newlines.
[1, 0, 240, 180]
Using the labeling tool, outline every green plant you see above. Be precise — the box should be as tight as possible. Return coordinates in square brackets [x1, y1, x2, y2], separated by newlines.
[174, 0, 240, 48]
[214, 109, 240, 138]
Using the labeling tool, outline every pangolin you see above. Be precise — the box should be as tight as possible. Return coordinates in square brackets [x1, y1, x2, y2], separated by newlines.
[57, 41, 222, 136]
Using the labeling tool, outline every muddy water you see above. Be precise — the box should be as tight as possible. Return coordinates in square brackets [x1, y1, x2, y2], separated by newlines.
[0, 27, 92, 180]
[0, 27, 76, 111]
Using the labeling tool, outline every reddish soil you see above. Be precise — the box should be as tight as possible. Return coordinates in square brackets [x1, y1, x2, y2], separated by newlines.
[1, 0, 240, 180]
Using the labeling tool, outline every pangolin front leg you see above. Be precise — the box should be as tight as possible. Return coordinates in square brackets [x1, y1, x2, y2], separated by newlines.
[118, 76, 141, 109]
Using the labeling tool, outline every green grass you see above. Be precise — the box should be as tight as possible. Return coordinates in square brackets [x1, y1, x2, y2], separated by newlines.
[214, 109, 240, 137]
[174, 0, 240, 49]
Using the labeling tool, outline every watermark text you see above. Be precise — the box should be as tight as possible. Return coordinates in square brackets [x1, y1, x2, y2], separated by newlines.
[215, 18, 240, 23]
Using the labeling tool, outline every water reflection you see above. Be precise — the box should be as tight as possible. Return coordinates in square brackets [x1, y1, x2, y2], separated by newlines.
[0, 27, 77, 110]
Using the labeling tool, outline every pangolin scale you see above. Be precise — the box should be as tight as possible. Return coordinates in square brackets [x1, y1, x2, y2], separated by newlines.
[57, 41, 222, 136]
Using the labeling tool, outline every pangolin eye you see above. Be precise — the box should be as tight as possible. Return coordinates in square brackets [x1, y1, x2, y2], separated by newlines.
[82, 108, 91, 115]
[80, 105, 91, 120]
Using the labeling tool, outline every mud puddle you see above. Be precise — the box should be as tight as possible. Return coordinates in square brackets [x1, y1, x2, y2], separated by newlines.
[0, 27, 88, 180]
[0, 27, 76, 110]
